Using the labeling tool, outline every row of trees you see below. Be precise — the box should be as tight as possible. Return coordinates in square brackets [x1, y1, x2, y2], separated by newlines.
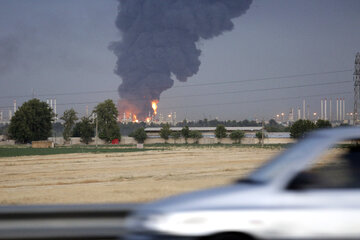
[128, 124, 265, 145]
[7, 99, 121, 144]
[289, 119, 332, 139]
[6, 98, 333, 144]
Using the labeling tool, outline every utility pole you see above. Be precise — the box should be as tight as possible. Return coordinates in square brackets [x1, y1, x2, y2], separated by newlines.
[261, 119, 265, 147]
[95, 113, 98, 149]
[354, 52, 360, 125]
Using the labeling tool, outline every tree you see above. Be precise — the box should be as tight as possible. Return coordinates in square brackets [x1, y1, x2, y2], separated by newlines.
[189, 130, 203, 144]
[255, 131, 267, 144]
[229, 130, 245, 144]
[130, 127, 147, 143]
[181, 126, 190, 144]
[79, 117, 94, 144]
[316, 119, 332, 129]
[290, 120, 316, 139]
[72, 122, 81, 137]
[170, 131, 181, 144]
[94, 99, 121, 142]
[61, 109, 78, 142]
[8, 99, 54, 143]
[215, 125, 227, 143]
[159, 123, 172, 143]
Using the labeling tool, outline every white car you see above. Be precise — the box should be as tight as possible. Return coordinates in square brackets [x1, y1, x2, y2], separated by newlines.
[124, 127, 360, 240]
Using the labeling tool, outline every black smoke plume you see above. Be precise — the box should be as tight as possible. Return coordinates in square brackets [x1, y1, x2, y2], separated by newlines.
[110, 0, 253, 119]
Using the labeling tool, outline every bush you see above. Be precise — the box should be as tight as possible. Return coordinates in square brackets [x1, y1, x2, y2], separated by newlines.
[130, 127, 147, 144]
[181, 126, 190, 144]
[290, 120, 316, 139]
[316, 119, 332, 129]
[170, 131, 181, 143]
[189, 130, 203, 144]
[215, 125, 227, 143]
[160, 124, 172, 143]
[229, 130, 245, 144]
[255, 131, 267, 144]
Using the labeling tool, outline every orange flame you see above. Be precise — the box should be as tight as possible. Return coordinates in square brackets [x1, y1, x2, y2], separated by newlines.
[152, 100, 159, 115]
[133, 114, 139, 123]
[146, 117, 151, 123]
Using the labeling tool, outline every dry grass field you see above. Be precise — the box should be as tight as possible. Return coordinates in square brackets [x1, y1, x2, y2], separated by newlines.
[0, 146, 283, 205]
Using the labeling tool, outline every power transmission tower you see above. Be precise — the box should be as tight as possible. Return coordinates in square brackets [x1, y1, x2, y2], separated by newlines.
[354, 52, 360, 125]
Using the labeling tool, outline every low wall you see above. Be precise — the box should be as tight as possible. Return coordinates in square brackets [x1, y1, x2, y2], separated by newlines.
[45, 136, 294, 145]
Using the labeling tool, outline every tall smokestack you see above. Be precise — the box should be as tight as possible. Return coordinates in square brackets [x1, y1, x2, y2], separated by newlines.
[321, 99, 323, 120]
[339, 98, 342, 121]
[50, 99, 53, 110]
[54, 99, 57, 121]
[336, 98, 339, 121]
[307, 104, 310, 120]
[329, 98, 332, 122]
[297, 107, 301, 120]
[0, 111, 3, 122]
[111, 0, 253, 119]
[13, 100, 16, 113]
[8, 109, 12, 121]
[303, 99, 306, 119]
[343, 98, 345, 121]
[324, 98, 327, 120]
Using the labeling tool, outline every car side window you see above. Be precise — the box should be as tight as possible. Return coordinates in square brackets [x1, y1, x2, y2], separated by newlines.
[287, 143, 360, 190]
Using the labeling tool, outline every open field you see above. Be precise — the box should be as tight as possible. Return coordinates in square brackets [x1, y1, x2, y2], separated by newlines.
[0, 146, 285, 205]
[0, 145, 155, 158]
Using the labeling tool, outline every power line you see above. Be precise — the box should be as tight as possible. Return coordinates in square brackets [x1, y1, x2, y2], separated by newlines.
[164, 80, 352, 99]
[1, 91, 351, 111]
[0, 78, 352, 106]
[161, 91, 353, 110]
[0, 68, 352, 100]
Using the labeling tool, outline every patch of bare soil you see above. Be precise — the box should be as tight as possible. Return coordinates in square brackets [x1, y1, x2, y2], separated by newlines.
[0, 147, 282, 204]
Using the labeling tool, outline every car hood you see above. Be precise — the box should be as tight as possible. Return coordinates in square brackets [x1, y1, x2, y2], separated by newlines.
[136, 183, 273, 214]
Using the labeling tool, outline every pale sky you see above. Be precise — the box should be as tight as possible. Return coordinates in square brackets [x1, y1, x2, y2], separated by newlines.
[0, 0, 359, 121]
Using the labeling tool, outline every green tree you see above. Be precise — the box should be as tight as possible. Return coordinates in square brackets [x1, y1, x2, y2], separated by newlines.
[290, 120, 316, 139]
[255, 131, 267, 144]
[316, 119, 332, 129]
[159, 123, 172, 143]
[229, 130, 245, 144]
[72, 122, 81, 137]
[8, 99, 54, 143]
[79, 117, 94, 144]
[94, 99, 121, 142]
[61, 109, 78, 142]
[181, 126, 190, 144]
[189, 130, 203, 144]
[170, 131, 181, 144]
[130, 127, 147, 143]
[215, 124, 227, 143]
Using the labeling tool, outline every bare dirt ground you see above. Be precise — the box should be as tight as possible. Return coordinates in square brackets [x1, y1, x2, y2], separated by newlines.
[0, 147, 283, 205]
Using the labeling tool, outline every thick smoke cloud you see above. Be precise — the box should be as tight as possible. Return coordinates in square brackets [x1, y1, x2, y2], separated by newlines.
[111, 0, 252, 119]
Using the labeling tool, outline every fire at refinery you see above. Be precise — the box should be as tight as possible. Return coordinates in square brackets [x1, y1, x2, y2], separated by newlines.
[118, 99, 159, 123]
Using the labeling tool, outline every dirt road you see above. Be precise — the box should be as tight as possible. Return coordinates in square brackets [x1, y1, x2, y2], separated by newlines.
[0, 147, 282, 204]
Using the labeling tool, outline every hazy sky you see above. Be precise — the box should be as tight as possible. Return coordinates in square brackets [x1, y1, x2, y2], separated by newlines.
[0, 0, 359, 121]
